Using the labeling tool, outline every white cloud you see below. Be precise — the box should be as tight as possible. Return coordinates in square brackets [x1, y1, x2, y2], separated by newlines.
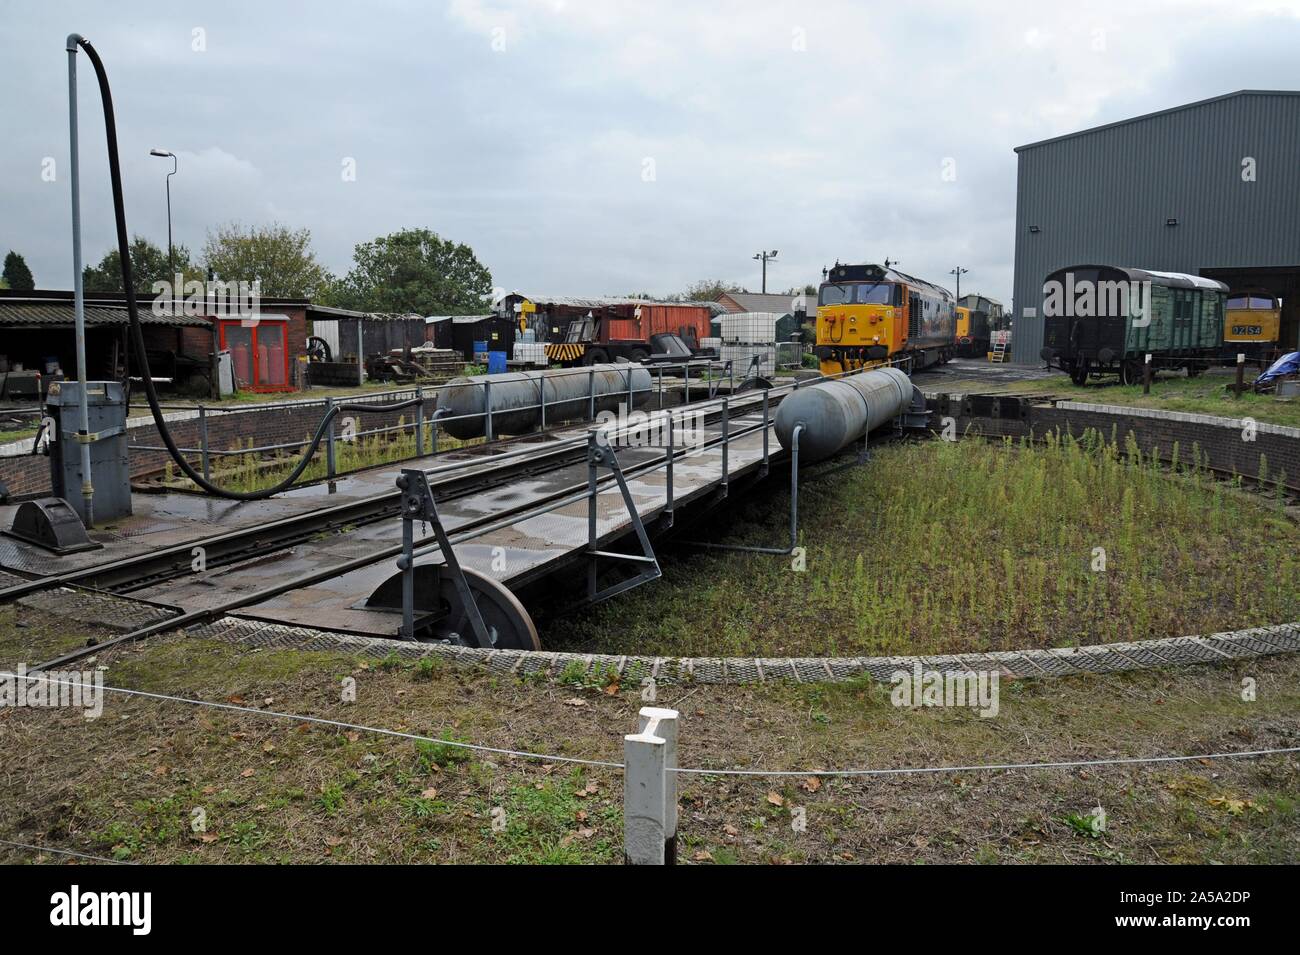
[1, 0, 1297, 302]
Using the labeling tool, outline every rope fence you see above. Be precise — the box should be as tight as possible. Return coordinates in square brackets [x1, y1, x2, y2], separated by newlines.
[3, 669, 1298, 865]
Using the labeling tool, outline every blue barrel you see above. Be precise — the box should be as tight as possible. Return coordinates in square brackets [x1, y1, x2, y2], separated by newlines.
[487, 350, 508, 375]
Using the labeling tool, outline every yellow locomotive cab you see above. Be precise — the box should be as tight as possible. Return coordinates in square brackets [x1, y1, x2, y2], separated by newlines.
[1223, 291, 1281, 362]
[815, 262, 955, 375]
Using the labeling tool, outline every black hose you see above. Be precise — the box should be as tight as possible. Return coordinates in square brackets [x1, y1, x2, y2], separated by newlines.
[75, 37, 422, 500]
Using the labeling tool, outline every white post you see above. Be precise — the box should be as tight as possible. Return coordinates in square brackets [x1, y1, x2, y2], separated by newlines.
[623, 706, 679, 865]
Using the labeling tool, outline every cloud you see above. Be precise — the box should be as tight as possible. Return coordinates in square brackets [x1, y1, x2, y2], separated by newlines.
[1, 0, 1296, 303]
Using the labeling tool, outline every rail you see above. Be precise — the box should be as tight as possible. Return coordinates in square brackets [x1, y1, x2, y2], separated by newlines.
[20, 361, 924, 669]
[121, 354, 907, 487]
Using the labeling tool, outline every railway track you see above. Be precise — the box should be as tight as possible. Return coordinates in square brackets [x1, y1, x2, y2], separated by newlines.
[1, 387, 776, 603]
[11, 386, 790, 670]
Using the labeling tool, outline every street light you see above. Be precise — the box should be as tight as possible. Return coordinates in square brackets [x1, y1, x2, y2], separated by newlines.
[949, 266, 969, 301]
[150, 148, 177, 282]
[752, 249, 778, 293]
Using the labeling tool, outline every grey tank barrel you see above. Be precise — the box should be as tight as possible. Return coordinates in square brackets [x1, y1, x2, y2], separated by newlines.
[438, 364, 653, 439]
[774, 367, 916, 463]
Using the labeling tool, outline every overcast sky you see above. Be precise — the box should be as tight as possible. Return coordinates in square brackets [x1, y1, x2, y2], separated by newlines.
[3, 0, 1299, 308]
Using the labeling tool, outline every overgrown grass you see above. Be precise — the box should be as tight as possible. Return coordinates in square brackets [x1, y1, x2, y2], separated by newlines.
[160, 417, 481, 493]
[545, 431, 1299, 657]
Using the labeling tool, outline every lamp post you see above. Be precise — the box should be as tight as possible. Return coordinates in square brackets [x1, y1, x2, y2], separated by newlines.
[753, 249, 778, 294]
[150, 148, 181, 370]
[150, 148, 177, 287]
[949, 266, 969, 301]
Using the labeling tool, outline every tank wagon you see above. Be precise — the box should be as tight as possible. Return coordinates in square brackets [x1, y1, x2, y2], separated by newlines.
[1039, 265, 1227, 385]
[774, 367, 920, 462]
[437, 364, 652, 439]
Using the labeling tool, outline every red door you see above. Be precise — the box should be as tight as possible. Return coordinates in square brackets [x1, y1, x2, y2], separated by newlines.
[219, 318, 292, 392]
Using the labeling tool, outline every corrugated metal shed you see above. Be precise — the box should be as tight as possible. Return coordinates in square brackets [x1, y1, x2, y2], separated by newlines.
[1011, 90, 1300, 363]
[717, 292, 814, 315]
[0, 301, 210, 328]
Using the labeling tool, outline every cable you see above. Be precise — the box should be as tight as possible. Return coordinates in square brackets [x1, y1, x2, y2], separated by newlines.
[73, 36, 422, 501]
[1, 670, 623, 770]
[5, 670, 1299, 779]
[0, 836, 135, 865]
[672, 747, 1300, 777]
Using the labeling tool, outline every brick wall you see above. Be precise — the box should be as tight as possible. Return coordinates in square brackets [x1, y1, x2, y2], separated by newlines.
[926, 394, 1300, 492]
[1, 390, 435, 499]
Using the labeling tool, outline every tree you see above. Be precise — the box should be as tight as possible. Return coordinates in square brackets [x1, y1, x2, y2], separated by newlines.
[680, 279, 747, 302]
[81, 236, 201, 292]
[203, 222, 332, 299]
[334, 227, 492, 314]
[3, 250, 35, 290]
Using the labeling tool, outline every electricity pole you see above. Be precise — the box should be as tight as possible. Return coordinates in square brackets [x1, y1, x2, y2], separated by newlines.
[949, 266, 969, 301]
[753, 250, 778, 294]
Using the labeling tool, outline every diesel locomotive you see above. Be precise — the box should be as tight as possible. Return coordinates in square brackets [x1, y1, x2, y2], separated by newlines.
[813, 263, 955, 375]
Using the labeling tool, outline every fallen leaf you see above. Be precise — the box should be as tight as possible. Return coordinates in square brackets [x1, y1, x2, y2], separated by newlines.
[723, 824, 738, 836]
[766, 792, 785, 807]
[262, 741, 276, 753]
[563, 697, 588, 708]
[801, 777, 822, 793]
[421, 787, 438, 799]
[693, 849, 714, 862]
[239, 768, 255, 778]
[198, 833, 219, 844]
[345, 732, 360, 742]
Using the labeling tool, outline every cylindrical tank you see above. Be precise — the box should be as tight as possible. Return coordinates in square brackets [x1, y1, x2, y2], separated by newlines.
[774, 367, 915, 462]
[438, 363, 653, 439]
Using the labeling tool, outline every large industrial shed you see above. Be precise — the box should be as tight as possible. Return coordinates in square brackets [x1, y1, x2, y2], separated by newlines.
[1010, 90, 1300, 364]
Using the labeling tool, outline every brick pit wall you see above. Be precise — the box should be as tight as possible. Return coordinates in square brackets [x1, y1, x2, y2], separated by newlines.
[0, 391, 436, 498]
[5, 390, 1298, 500]
[925, 394, 1300, 493]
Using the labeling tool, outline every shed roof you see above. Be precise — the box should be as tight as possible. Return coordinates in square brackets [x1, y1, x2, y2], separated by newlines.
[425, 314, 495, 325]
[0, 301, 210, 329]
[306, 304, 424, 322]
[717, 292, 812, 314]
[501, 291, 726, 315]
[1015, 89, 1300, 152]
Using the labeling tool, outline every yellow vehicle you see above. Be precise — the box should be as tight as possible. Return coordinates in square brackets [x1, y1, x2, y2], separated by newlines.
[814, 262, 955, 375]
[1222, 290, 1281, 363]
[955, 306, 971, 341]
